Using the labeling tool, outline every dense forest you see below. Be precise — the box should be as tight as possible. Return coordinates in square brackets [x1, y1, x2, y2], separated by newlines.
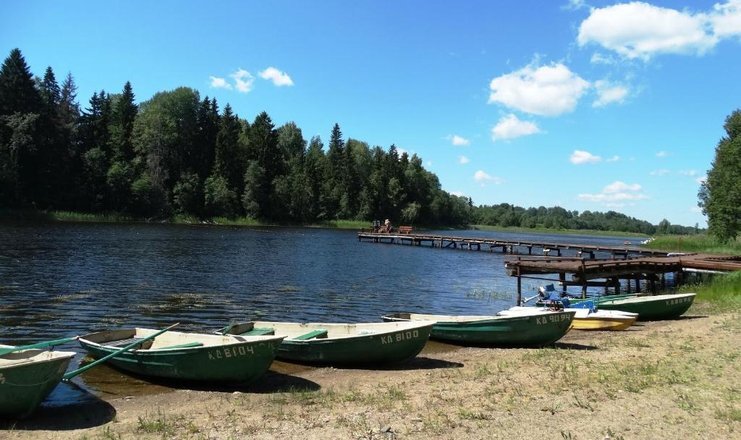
[0, 48, 699, 235]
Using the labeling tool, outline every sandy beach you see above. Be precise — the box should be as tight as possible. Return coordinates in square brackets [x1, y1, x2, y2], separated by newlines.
[3, 304, 739, 439]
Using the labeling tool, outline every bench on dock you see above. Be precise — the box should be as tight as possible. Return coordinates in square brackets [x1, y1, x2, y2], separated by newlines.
[292, 329, 328, 340]
[398, 225, 413, 234]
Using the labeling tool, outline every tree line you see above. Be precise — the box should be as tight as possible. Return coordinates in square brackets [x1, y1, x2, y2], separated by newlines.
[0, 48, 714, 236]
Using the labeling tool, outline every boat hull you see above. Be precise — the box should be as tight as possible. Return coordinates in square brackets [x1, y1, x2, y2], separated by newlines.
[78, 329, 282, 384]
[227, 321, 433, 366]
[571, 315, 635, 331]
[0, 349, 75, 418]
[382, 312, 574, 347]
[578, 293, 696, 321]
[500, 307, 637, 331]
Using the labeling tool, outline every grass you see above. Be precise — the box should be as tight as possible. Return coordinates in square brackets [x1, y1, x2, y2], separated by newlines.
[470, 223, 649, 237]
[681, 270, 741, 313]
[647, 234, 741, 255]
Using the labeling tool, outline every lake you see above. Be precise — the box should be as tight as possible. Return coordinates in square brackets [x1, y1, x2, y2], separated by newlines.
[0, 222, 639, 344]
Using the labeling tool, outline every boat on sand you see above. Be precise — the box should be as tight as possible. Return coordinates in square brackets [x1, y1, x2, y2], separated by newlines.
[222, 320, 433, 366]
[381, 311, 574, 347]
[77, 327, 283, 384]
[0, 345, 75, 418]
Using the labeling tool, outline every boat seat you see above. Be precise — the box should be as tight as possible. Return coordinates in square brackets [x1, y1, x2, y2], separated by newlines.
[239, 327, 275, 336]
[152, 342, 203, 350]
[292, 329, 328, 340]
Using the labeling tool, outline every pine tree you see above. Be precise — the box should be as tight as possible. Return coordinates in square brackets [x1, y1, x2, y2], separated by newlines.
[0, 48, 42, 115]
[0, 49, 44, 206]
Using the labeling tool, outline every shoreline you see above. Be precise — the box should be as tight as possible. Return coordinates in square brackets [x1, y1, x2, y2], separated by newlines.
[5, 304, 739, 439]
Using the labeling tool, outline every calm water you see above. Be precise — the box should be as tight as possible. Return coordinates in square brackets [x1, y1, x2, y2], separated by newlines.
[0, 222, 639, 344]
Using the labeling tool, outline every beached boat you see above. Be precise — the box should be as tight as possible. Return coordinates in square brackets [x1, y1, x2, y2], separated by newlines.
[77, 328, 283, 383]
[570, 293, 696, 321]
[222, 321, 433, 366]
[498, 306, 637, 331]
[381, 311, 574, 347]
[0, 346, 75, 418]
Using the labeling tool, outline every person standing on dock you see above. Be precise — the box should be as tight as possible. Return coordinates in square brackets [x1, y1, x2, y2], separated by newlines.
[383, 219, 393, 233]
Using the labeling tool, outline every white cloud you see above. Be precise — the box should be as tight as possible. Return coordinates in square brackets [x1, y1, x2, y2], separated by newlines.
[259, 67, 294, 87]
[590, 52, 617, 65]
[696, 174, 707, 184]
[606, 155, 620, 162]
[491, 114, 541, 141]
[604, 181, 642, 193]
[474, 170, 504, 185]
[578, 1, 741, 60]
[711, 0, 741, 39]
[656, 150, 669, 158]
[230, 69, 255, 93]
[578, 180, 648, 205]
[450, 135, 470, 146]
[650, 169, 670, 176]
[209, 76, 232, 89]
[679, 169, 699, 177]
[458, 155, 470, 164]
[570, 150, 602, 164]
[593, 80, 628, 107]
[488, 62, 589, 116]
[450, 190, 466, 197]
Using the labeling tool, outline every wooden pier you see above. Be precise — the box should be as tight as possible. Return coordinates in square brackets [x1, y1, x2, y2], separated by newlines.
[358, 231, 741, 305]
[505, 253, 741, 304]
[357, 231, 667, 259]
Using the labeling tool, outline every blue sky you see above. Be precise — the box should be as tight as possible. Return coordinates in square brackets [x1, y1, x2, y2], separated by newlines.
[2, 0, 740, 227]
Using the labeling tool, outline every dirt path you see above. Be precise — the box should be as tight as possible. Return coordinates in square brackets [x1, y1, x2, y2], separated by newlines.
[3, 307, 740, 439]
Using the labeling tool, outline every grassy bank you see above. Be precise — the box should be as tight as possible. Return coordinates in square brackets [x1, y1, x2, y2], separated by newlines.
[470, 223, 649, 237]
[647, 234, 741, 255]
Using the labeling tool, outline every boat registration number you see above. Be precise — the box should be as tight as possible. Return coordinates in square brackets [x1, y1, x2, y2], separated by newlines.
[666, 297, 692, 305]
[535, 314, 570, 325]
[380, 330, 419, 345]
[208, 345, 255, 360]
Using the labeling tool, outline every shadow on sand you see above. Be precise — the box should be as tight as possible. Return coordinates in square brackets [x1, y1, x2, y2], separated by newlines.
[0, 381, 116, 431]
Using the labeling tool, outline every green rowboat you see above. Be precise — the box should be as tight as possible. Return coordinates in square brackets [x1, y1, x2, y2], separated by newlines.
[223, 320, 433, 366]
[77, 328, 283, 383]
[381, 311, 575, 347]
[0, 346, 75, 418]
[570, 293, 696, 321]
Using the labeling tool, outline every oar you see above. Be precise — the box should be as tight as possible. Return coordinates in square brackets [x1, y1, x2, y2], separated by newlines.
[520, 294, 541, 305]
[0, 336, 79, 356]
[62, 323, 179, 382]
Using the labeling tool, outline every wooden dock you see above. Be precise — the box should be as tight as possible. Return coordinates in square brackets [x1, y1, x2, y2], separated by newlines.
[505, 253, 741, 303]
[357, 231, 667, 258]
[358, 231, 741, 304]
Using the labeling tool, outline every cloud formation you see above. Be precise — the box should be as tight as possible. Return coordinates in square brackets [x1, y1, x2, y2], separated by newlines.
[578, 180, 648, 206]
[570, 150, 602, 164]
[230, 69, 255, 93]
[491, 114, 540, 141]
[458, 155, 470, 164]
[474, 170, 504, 185]
[209, 76, 231, 90]
[488, 63, 589, 116]
[259, 67, 294, 86]
[578, 1, 741, 60]
[450, 135, 470, 146]
[593, 80, 628, 107]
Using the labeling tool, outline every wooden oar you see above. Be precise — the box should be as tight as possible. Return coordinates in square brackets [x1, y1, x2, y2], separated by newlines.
[62, 323, 179, 381]
[0, 336, 79, 356]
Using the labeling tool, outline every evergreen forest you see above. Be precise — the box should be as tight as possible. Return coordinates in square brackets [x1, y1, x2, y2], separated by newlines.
[0, 49, 704, 235]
